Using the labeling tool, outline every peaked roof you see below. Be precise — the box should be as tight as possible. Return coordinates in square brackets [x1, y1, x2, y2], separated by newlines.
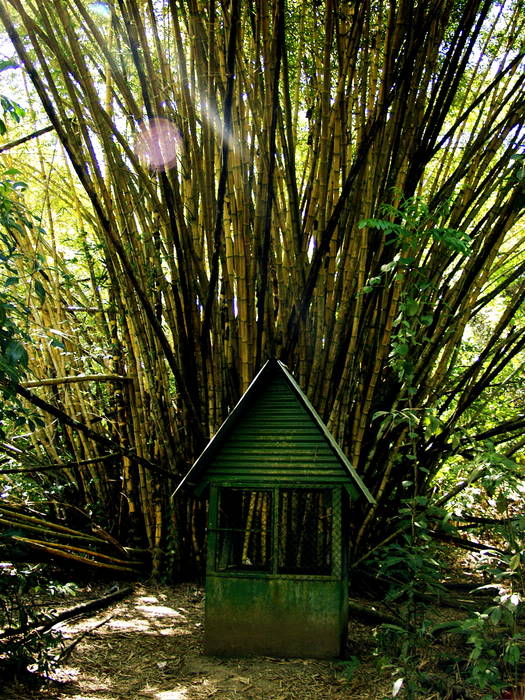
[173, 358, 374, 502]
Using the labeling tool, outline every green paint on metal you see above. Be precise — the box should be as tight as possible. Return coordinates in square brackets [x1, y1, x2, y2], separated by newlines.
[174, 359, 374, 503]
[204, 483, 349, 657]
[205, 575, 348, 657]
[208, 371, 345, 483]
[172, 359, 375, 659]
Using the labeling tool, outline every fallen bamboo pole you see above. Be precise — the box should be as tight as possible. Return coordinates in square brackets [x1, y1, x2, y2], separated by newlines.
[0, 586, 133, 640]
[9, 539, 140, 572]
[12, 536, 142, 567]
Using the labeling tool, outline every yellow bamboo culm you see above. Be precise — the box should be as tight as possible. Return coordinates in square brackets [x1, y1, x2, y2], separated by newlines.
[12, 538, 139, 573]
[12, 536, 141, 567]
[241, 492, 257, 565]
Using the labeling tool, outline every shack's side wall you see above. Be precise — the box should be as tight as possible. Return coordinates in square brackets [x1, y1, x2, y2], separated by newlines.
[205, 574, 348, 658]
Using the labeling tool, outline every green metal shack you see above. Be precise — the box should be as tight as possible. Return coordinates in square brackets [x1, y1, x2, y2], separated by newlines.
[176, 358, 374, 658]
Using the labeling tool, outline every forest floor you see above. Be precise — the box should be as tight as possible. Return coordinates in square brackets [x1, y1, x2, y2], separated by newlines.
[1, 579, 498, 700]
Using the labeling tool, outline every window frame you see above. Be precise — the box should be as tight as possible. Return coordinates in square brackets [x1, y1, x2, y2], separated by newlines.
[208, 483, 342, 579]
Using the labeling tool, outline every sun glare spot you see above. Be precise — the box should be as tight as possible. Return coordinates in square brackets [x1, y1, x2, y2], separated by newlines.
[88, 1, 111, 19]
[134, 118, 181, 172]
[107, 618, 151, 632]
[155, 690, 188, 700]
[137, 604, 184, 618]
[199, 98, 240, 155]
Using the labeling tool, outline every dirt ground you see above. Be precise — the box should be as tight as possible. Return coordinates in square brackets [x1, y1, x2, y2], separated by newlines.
[2, 582, 396, 700]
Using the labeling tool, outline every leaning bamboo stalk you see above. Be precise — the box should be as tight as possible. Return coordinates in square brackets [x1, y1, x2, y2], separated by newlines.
[0, 506, 105, 540]
[0, 517, 103, 543]
[12, 536, 141, 567]
[11, 538, 139, 573]
[354, 425, 410, 551]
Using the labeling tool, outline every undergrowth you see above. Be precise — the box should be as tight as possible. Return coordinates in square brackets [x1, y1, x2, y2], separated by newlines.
[370, 498, 525, 700]
[0, 562, 77, 678]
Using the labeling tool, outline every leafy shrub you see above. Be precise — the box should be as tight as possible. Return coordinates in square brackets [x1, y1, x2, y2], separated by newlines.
[371, 500, 450, 699]
[0, 563, 76, 677]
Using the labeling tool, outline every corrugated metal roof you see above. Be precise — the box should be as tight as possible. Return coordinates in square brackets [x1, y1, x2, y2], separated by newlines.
[173, 359, 374, 502]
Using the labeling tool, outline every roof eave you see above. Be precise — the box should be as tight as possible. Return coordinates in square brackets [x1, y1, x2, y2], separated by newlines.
[172, 358, 375, 504]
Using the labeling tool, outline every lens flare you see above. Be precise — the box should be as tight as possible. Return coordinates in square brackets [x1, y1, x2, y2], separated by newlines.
[199, 97, 239, 154]
[134, 118, 181, 172]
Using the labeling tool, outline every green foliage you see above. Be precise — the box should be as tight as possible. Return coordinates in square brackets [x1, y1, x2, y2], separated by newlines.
[0, 96, 46, 440]
[460, 591, 523, 697]
[358, 195, 472, 255]
[0, 96, 30, 393]
[436, 442, 525, 524]
[434, 590, 524, 699]
[0, 93, 24, 136]
[0, 564, 76, 677]
[0, 174, 32, 438]
[372, 500, 449, 700]
[335, 655, 361, 683]
[359, 195, 472, 384]
[372, 484, 525, 699]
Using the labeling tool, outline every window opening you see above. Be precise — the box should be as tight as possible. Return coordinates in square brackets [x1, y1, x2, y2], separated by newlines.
[278, 489, 332, 574]
[216, 489, 272, 571]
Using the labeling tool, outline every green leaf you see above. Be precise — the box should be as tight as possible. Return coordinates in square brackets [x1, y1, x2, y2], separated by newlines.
[505, 642, 521, 666]
[395, 343, 409, 356]
[34, 279, 46, 303]
[372, 410, 388, 421]
[489, 605, 502, 625]
[405, 300, 419, 316]
[0, 59, 18, 72]
[430, 620, 463, 634]
[4, 339, 28, 368]
[509, 553, 521, 571]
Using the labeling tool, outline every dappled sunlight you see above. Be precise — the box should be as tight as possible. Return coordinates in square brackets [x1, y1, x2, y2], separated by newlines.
[104, 616, 154, 633]
[68, 696, 115, 700]
[154, 690, 188, 700]
[136, 603, 186, 619]
[3, 584, 388, 698]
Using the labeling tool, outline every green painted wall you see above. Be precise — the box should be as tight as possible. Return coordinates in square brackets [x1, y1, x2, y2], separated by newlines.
[205, 574, 348, 657]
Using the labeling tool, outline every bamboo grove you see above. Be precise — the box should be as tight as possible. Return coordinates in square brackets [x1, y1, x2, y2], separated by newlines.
[0, 0, 524, 575]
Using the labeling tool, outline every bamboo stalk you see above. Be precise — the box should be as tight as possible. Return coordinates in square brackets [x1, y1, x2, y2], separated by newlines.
[11, 538, 139, 572]
[21, 374, 131, 387]
[12, 536, 141, 567]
